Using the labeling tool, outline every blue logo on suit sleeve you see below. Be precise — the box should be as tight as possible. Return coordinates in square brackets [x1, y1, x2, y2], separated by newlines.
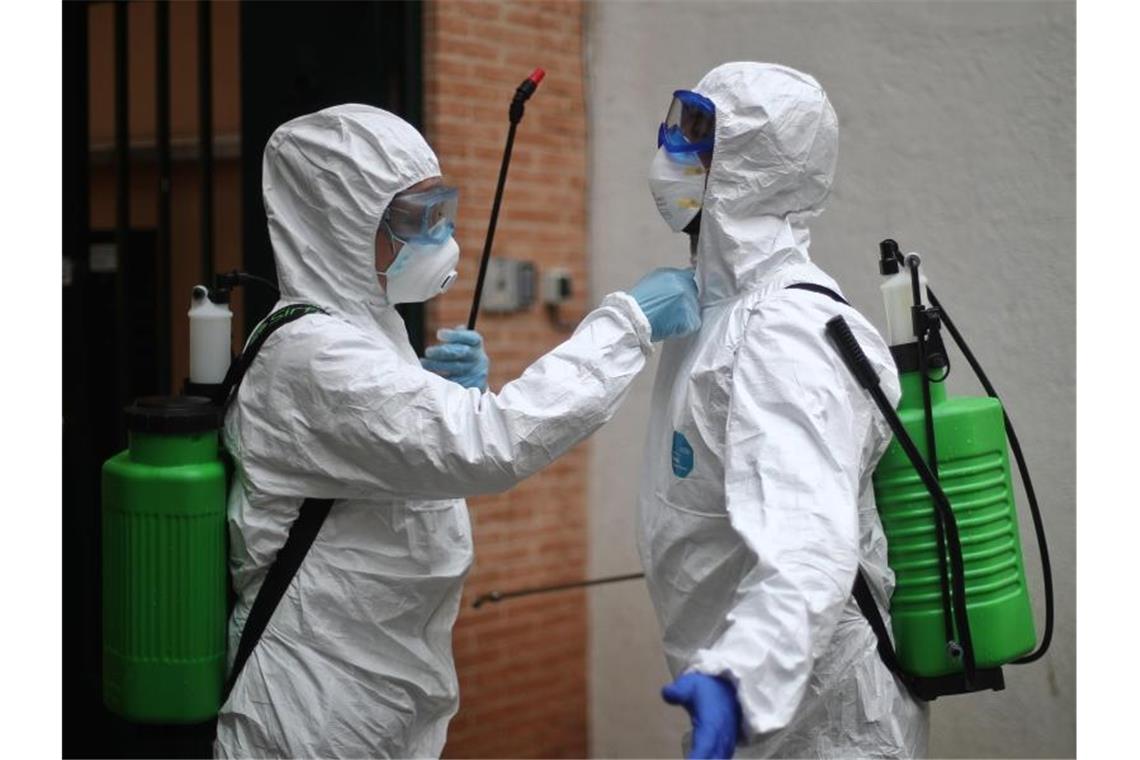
[671, 431, 694, 478]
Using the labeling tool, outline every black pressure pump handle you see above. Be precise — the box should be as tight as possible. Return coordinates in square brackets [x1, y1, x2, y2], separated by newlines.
[466, 68, 546, 330]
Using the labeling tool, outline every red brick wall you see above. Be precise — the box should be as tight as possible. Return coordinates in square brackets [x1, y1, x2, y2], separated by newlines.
[424, 1, 592, 756]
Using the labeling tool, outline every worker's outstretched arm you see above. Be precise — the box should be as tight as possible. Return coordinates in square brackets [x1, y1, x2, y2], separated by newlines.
[231, 291, 654, 501]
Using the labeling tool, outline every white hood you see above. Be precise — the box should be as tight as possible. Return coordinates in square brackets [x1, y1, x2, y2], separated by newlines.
[693, 62, 839, 303]
[261, 104, 441, 327]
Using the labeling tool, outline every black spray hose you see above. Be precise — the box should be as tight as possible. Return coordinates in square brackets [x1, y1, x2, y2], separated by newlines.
[232, 271, 280, 296]
[826, 315, 978, 681]
[472, 572, 645, 609]
[909, 257, 957, 651]
[926, 287, 1054, 663]
[467, 68, 546, 330]
[212, 270, 280, 302]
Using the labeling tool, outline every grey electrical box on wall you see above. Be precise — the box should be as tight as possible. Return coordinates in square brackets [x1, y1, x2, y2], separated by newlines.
[481, 257, 536, 313]
[542, 267, 573, 305]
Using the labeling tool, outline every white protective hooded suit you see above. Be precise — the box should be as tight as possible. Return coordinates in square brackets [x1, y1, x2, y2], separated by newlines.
[637, 63, 930, 757]
[214, 105, 654, 758]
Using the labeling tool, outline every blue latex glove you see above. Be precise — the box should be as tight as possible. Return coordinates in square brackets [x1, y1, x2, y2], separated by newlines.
[662, 673, 742, 760]
[420, 328, 490, 390]
[628, 267, 701, 342]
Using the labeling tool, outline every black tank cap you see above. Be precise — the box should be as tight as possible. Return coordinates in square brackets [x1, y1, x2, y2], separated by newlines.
[880, 239, 901, 275]
[125, 395, 222, 435]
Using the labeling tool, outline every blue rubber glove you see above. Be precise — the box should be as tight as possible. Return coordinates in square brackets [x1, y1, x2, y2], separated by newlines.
[628, 267, 701, 342]
[662, 673, 742, 760]
[420, 328, 490, 390]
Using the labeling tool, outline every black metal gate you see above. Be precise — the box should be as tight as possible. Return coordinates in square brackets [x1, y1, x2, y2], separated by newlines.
[62, 3, 423, 756]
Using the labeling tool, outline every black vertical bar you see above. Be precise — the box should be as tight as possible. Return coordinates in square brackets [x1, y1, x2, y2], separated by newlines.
[395, 1, 425, 353]
[62, 3, 92, 754]
[114, 0, 130, 434]
[63, 3, 90, 273]
[400, 1, 424, 130]
[198, 0, 214, 285]
[156, 0, 172, 394]
[238, 1, 268, 335]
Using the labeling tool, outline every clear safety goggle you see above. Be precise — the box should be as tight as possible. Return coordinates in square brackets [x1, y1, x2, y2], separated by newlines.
[382, 185, 459, 245]
[657, 89, 716, 155]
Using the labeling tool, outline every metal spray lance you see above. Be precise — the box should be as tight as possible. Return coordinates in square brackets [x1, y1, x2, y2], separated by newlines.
[458, 67, 637, 607]
[461, 67, 651, 609]
[425, 65, 625, 610]
[466, 67, 546, 329]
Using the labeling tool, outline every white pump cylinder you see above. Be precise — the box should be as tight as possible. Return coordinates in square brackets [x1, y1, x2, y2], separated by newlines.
[880, 253, 928, 347]
[188, 285, 233, 384]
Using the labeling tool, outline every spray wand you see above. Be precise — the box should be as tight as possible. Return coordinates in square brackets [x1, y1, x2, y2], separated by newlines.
[459, 68, 644, 609]
[466, 68, 546, 329]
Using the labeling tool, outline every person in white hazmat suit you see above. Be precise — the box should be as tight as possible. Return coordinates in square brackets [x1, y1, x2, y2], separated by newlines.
[640, 63, 930, 758]
[213, 104, 701, 758]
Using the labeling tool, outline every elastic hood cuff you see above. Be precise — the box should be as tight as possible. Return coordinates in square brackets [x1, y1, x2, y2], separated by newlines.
[600, 291, 654, 351]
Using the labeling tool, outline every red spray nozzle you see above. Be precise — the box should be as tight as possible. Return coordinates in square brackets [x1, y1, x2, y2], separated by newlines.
[513, 68, 545, 111]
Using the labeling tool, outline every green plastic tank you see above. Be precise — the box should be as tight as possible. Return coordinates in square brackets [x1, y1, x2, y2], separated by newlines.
[873, 371, 1036, 677]
[101, 396, 227, 723]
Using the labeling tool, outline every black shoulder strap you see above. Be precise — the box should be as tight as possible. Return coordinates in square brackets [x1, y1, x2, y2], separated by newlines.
[851, 571, 914, 687]
[218, 303, 333, 705]
[784, 281, 850, 306]
[222, 498, 333, 702]
[785, 283, 916, 690]
[216, 303, 328, 408]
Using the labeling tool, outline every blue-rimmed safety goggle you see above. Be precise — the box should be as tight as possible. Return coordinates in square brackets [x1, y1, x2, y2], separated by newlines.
[382, 185, 459, 245]
[657, 90, 716, 155]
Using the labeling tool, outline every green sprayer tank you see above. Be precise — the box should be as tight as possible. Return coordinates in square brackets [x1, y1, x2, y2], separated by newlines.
[872, 252, 1036, 678]
[874, 373, 1036, 675]
[101, 396, 227, 723]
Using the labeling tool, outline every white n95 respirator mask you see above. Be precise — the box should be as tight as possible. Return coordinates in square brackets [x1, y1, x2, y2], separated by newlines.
[648, 147, 708, 232]
[378, 234, 460, 305]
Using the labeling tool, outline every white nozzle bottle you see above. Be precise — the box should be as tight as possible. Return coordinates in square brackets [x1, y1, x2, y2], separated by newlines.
[188, 285, 233, 384]
[879, 241, 928, 347]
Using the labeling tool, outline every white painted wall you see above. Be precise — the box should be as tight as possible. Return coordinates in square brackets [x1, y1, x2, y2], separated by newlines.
[584, 1, 1074, 757]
